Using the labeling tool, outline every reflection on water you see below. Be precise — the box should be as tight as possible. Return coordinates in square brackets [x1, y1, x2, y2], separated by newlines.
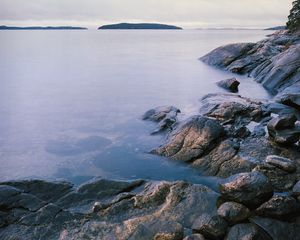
[0, 30, 272, 186]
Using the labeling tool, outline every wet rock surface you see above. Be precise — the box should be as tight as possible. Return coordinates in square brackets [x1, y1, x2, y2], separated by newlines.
[219, 171, 274, 208]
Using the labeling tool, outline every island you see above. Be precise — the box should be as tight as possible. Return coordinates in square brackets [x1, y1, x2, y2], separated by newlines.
[0, 25, 88, 30]
[98, 23, 182, 30]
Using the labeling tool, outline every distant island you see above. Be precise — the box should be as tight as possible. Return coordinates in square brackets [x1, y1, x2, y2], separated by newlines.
[264, 26, 287, 30]
[0, 25, 87, 30]
[98, 23, 182, 30]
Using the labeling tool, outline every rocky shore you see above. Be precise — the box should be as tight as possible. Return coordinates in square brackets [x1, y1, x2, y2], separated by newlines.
[1, 30, 300, 239]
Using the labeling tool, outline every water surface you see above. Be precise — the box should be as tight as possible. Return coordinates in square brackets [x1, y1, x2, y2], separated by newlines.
[0, 30, 271, 186]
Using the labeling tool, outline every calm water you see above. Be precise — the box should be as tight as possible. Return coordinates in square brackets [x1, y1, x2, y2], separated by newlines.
[0, 30, 271, 186]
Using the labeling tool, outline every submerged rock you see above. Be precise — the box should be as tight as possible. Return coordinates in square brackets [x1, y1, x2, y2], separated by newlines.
[217, 202, 250, 224]
[265, 155, 297, 173]
[219, 171, 273, 208]
[192, 214, 228, 239]
[216, 78, 240, 93]
[152, 115, 224, 162]
[143, 106, 181, 134]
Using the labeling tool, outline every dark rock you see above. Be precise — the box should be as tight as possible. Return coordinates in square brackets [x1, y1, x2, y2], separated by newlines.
[143, 106, 181, 134]
[267, 114, 297, 130]
[219, 171, 274, 208]
[183, 234, 206, 240]
[265, 155, 296, 173]
[216, 78, 240, 93]
[250, 217, 300, 240]
[275, 84, 300, 110]
[253, 163, 298, 191]
[192, 214, 228, 240]
[293, 180, 300, 197]
[255, 195, 300, 219]
[152, 116, 224, 162]
[225, 223, 272, 240]
[268, 125, 300, 144]
[217, 202, 250, 224]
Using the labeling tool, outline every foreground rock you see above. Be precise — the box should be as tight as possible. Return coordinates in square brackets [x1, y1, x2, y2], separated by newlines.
[143, 106, 181, 134]
[216, 78, 240, 93]
[219, 171, 273, 208]
[152, 115, 224, 162]
[0, 179, 219, 239]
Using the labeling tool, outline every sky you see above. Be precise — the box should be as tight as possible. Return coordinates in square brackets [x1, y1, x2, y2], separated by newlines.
[0, 0, 294, 29]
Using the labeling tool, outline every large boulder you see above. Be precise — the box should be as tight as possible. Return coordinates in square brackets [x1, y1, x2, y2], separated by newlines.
[275, 84, 300, 110]
[219, 171, 274, 208]
[152, 116, 224, 162]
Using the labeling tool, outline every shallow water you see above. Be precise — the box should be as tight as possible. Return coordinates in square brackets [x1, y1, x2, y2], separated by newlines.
[0, 30, 272, 186]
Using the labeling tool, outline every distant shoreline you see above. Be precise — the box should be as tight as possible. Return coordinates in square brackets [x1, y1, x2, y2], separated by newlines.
[98, 23, 182, 30]
[0, 26, 88, 30]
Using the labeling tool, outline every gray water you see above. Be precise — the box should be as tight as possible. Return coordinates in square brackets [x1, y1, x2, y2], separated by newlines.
[0, 30, 271, 186]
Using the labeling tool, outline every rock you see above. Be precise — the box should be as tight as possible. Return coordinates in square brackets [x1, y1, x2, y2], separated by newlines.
[152, 116, 224, 162]
[143, 106, 181, 134]
[267, 114, 297, 130]
[265, 155, 296, 173]
[200, 43, 256, 70]
[216, 78, 240, 93]
[192, 214, 228, 239]
[255, 195, 300, 220]
[225, 223, 272, 240]
[217, 202, 250, 224]
[275, 84, 300, 110]
[253, 163, 298, 191]
[250, 217, 300, 240]
[268, 125, 300, 144]
[293, 180, 300, 197]
[199, 93, 266, 124]
[183, 234, 206, 240]
[0, 179, 219, 240]
[219, 171, 274, 208]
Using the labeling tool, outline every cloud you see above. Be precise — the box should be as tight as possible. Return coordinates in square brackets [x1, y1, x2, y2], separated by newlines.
[0, 0, 294, 28]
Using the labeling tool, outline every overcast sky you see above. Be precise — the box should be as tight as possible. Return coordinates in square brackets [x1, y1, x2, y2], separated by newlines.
[0, 0, 294, 29]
